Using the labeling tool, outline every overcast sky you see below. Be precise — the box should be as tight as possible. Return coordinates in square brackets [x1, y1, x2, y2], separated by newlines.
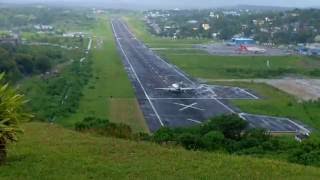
[2, 0, 320, 9]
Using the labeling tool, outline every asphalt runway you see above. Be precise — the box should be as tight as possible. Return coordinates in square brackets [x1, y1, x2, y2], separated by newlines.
[111, 19, 310, 133]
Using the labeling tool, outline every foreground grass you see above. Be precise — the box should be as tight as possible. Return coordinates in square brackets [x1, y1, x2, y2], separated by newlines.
[211, 81, 320, 132]
[1, 122, 320, 179]
[61, 17, 148, 133]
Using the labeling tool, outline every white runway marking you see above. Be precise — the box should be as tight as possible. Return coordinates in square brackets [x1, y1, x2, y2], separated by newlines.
[150, 97, 257, 100]
[187, 119, 202, 124]
[111, 20, 164, 127]
[236, 87, 259, 99]
[239, 112, 310, 133]
[173, 102, 205, 111]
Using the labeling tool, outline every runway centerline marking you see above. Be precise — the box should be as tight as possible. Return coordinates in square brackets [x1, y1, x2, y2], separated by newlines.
[173, 102, 205, 111]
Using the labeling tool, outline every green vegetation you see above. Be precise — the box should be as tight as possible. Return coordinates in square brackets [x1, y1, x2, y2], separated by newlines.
[1, 122, 320, 179]
[0, 44, 72, 82]
[150, 114, 320, 167]
[210, 81, 320, 131]
[63, 17, 148, 132]
[0, 7, 95, 32]
[20, 54, 92, 122]
[0, 74, 32, 164]
[144, 9, 320, 44]
[124, 16, 211, 48]
[75, 117, 134, 139]
[11, 13, 147, 132]
[159, 52, 320, 79]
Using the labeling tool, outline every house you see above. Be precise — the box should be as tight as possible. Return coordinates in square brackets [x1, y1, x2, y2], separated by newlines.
[34, 24, 54, 31]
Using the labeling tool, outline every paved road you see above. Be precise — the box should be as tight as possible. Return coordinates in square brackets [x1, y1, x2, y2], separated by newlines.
[111, 19, 310, 134]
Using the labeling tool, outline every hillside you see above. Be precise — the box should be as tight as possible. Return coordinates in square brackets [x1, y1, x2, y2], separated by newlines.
[0, 122, 319, 179]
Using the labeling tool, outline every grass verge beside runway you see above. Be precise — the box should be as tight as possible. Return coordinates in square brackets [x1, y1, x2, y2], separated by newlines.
[159, 52, 320, 79]
[124, 15, 211, 48]
[211, 81, 320, 132]
[61, 17, 148, 133]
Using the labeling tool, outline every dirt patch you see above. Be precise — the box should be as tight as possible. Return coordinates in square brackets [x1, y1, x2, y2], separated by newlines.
[266, 79, 320, 101]
[108, 98, 149, 133]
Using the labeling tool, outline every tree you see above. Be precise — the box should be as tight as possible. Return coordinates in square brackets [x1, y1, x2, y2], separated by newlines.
[153, 127, 175, 143]
[35, 56, 52, 73]
[0, 73, 32, 164]
[178, 133, 202, 150]
[15, 54, 34, 75]
[202, 114, 248, 140]
[202, 131, 225, 150]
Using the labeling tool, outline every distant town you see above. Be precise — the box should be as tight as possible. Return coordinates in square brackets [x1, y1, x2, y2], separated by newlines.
[144, 8, 320, 56]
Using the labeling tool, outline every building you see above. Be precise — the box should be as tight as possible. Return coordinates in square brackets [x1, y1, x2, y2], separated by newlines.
[227, 38, 256, 46]
[0, 33, 20, 46]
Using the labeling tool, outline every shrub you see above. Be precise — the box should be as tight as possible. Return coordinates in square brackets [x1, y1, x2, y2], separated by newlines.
[201, 131, 225, 150]
[0, 73, 33, 164]
[178, 133, 203, 150]
[75, 117, 133, 139]
[201, 114, 248, 140]
[153, 127, 175, 143]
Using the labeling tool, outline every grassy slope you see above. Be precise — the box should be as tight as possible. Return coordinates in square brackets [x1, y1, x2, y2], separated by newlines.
[1, 122, 320, 179]
[60, 17, 148, 133]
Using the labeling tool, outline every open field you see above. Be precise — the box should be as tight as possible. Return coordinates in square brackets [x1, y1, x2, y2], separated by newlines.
[1, 122, 320, 179]
[159, 52, 320, 79]
[62, 17, 148, 133]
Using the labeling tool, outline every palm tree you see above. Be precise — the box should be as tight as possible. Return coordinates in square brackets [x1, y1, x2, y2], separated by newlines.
[0, 73, 32, 164]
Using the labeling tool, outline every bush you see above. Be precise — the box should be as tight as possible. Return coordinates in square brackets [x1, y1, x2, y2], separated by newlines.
[153, 127, 175, 143]
[201, 131, 225, 150]
[201, 114, 248, 140]
[75, 117, 133, 139]
[75, 117, 109, 131]
[289, 137, 320, 166]
[178, 133, 203, 150]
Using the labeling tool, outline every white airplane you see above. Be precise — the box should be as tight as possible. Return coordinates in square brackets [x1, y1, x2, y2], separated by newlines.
[155, 82, 195, 93]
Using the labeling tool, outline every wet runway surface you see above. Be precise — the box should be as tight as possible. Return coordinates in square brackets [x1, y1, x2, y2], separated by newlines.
[111, 19, 310, 133]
